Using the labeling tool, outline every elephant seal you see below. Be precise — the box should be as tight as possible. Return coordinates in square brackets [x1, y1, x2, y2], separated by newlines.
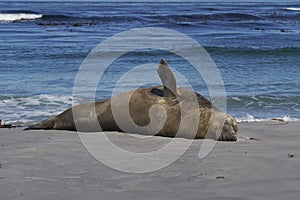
[26, 59, 238, 141]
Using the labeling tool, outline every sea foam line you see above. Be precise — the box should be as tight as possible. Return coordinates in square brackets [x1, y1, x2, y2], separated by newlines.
[286, 7, 300, 11]
[0, 94, 81, 126]
[0, 13, 42, 22]
[236, 114, 300, 123]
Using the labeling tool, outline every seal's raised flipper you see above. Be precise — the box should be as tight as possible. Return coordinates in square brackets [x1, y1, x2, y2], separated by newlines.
[157, 59, 177, 97]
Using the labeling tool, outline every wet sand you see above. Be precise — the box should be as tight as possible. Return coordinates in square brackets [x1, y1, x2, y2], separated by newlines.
[0, 121, 299, 200]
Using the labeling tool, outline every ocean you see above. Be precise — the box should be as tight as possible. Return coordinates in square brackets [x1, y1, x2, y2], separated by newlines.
[0, 1, 300, 126]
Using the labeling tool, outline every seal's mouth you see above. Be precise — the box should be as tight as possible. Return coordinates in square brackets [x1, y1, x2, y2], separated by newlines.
[218, 132, 237, 141]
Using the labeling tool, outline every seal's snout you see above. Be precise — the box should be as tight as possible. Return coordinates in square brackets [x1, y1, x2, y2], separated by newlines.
[218, 116, 239, 141]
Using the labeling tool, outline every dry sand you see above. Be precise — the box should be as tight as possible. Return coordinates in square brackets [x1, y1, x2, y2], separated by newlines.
[0, 121, 299, 200]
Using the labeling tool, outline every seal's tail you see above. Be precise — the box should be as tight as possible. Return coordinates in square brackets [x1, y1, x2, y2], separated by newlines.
[24, 118, 55, 130]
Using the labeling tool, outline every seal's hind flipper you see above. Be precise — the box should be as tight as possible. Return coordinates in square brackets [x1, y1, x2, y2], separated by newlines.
[157, 59, 177, 97]
[24, 118, 55, 130]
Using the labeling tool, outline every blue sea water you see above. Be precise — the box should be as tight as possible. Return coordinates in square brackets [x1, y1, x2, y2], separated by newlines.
[0, 1, 300, 125]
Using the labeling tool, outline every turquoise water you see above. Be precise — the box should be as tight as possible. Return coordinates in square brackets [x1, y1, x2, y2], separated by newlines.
[0, 1, 300, 125]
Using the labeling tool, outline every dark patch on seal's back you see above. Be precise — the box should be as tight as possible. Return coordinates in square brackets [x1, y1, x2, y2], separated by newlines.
[151, 88, 164, 97]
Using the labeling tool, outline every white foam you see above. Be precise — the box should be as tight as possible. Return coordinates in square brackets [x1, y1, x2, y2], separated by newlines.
[286, 7, 300, 11]
[0, 13, 42, 22]
[2, 94, 300, 126]
[231, 97, 241, 101]
[0, 94, 81, 125]
[236, 114, 267, 122]
[281, 115, 300, 122]
[250, 96, 259, 101]
[236, 114, 300, 123]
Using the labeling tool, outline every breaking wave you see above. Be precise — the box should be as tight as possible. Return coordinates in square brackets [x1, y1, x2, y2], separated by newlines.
[236, 114, 300, 123]
[0, 11, 42, 22]
[1, 94, 299, 126]
[0, 94, 80, 126]
[286, 7, 300, 11]
[1, 9, 299, 26]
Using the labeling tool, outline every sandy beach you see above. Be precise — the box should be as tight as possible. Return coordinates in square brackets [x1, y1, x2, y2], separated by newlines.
[0, 121, 299, 200]
[1, 1, 299, 199]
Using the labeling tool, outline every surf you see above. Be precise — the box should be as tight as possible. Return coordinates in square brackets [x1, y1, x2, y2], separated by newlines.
[286, 7, 300, 11]
[0, 13, 42, 22]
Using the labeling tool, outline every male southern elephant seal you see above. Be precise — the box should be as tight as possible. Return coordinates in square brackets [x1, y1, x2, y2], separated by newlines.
[26, 59, 238, 141]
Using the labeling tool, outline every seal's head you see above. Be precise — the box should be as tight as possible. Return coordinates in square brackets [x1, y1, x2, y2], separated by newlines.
[207, 112, 238, 141]
[219, 115, 238, 141]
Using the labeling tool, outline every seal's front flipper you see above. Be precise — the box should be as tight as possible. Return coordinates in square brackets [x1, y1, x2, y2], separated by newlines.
[157, 59, 177, 97]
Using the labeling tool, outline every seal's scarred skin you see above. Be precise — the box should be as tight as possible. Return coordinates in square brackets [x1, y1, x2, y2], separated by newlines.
[26, 60, 238, 141]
